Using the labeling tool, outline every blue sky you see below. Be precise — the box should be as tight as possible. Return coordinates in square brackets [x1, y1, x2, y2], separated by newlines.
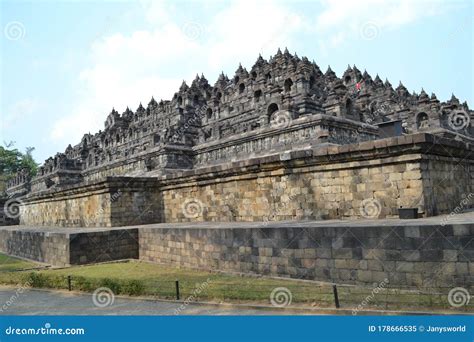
[1, 0, 472, 164]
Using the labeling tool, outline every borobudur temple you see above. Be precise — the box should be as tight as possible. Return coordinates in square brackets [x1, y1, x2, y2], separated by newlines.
[5, 48, 474, 227]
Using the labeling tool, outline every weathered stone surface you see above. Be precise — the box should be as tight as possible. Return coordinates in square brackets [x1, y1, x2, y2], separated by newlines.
[5, 50, 473, 227]
[2, 215, 472, 287]
[1, 50, 472, 294]
[0, 226, 138, 266]
[136, 218, 474, 287]
[20, 178, 162, 227]
[15, 136, 474, 227]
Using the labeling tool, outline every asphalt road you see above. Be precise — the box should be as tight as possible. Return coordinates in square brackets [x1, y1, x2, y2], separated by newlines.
[0, 287, 292, 315]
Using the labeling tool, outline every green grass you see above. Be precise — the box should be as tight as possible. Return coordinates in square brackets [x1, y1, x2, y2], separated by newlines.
[0, 253, 39, 272]
[35, 261, 337, 305]
[0, 255, 471, 312]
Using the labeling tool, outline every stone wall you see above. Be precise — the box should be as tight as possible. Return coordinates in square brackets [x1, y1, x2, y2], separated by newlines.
[139, 223, 474, 287]
[0, 228, 70, 266]
[0, 220, 471, 288]
[422, 156, 474, 216]
[0, 227, 138, 266]
[20, 178, 162, 227]
[69, 229, 138, 265]
[160, 155, 424, 222]
[21, 188, 113, 227]
[160, 133, 473, 223]
[17, 133, 473, 227]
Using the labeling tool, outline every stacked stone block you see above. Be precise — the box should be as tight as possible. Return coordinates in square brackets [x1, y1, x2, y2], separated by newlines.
[0, 229, 69, 266]
[70, 229, 138, 265]
[0, 227, 139, 267]
[16, 133, 473, 227]
[139, 223, 473, 288]
[20, 178, 162, 227]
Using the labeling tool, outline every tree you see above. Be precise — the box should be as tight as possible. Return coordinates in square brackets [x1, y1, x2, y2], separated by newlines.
[20, 147, 38, 176]
[0, 142, 38, 177]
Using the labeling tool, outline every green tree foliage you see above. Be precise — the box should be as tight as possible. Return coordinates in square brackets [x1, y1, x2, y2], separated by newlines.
[0, 142, 38, 177]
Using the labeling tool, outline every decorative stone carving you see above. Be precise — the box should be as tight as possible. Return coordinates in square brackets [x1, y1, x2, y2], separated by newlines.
[7, 50, 473, 197]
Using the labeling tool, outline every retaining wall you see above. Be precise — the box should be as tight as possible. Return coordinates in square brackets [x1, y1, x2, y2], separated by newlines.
[139, 222, 474, 287]
[0, 227, 138, 267]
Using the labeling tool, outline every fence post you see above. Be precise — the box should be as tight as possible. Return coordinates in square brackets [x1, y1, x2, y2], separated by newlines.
[67, 275, 72, 291]
[332, 285, 340, 308]
[175, 280, 180, 300]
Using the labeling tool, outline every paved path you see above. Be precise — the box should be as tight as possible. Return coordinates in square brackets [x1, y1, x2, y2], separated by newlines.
[0, 287, 294, 315]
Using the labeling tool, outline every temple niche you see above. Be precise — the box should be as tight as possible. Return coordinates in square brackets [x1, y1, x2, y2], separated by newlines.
[417, 112, 430, 130]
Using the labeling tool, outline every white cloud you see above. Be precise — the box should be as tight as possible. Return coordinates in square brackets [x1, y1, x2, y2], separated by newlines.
[2, 98, 40, 131]
[49, 0, 305, 145]
[141, 0, 174, 25]
[206, 0, 304, 69]
[315, 0, 451, 47]
[49, 0, 453, 146]
[51, 24, 202, 141]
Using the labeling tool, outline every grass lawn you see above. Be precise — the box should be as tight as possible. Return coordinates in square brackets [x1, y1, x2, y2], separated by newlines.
[0, 255, 471, 312]
[0, 253, 39, 272]
[37, 261, 337, 305]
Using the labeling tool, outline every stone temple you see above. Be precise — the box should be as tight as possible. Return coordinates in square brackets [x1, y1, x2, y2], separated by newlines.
[1, 49, 473, 288]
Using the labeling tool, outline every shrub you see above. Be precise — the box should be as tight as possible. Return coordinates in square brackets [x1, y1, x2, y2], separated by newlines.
[72, 276, 96, 292]
[123, 279, 145, 296]
[99, 278, 121, 295]
[26, 272, 47, 288]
